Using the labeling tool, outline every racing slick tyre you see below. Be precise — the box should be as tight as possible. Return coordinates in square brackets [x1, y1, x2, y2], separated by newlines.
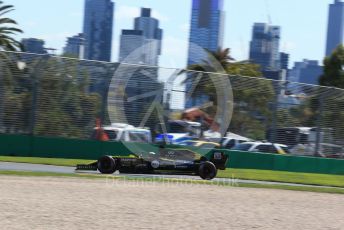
[97, 156, 117, 174]
[198, 161, 217, 180]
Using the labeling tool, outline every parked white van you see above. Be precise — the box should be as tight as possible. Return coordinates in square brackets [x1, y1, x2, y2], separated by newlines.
[92, 123, 152, 143]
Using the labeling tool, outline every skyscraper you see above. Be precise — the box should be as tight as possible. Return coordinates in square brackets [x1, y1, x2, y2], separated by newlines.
[83, 0, 114, 62]
[280, 52, 289, 70]
[249, 23, 281, 71]
[187, 0, 225, 65]
[117, 8, 163, 126]
[185, 0, 225, 108]
[119, 8, 162, 66]
[325, 0, 344, 56]
[289, 60, 322, 85]
[63, 33, 85, 58]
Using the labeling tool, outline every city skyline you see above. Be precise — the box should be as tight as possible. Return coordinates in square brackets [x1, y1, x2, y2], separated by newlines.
[8, 0, 337, 69]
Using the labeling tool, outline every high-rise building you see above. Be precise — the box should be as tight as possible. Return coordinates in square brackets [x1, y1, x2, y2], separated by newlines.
[117, 8, 163, 124]
[119, 30, 144, 63]
[63, 33, 85, 58]
[83, 0, 114, 62]
[185, 0, 225, 108]
[280, 52, 289, 70]
[119, 8, 162, 66]
[249, 23, 281, 71]
[289, 60, 323, 85]
[187, 0, 225, 65]
[21, 38, 47, 54]
[325, 0, 344, 56]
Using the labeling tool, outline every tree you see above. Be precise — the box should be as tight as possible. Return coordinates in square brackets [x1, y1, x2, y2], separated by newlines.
[0, 50, 30, 132]
[184, 48, 267, 99]
[0, 1, 23, 51]
[0, 0, 23, 127]
[183, 48, 275, 139]
[228, 74, 275, 140]
[183, 48, 234, 98]
[33, 57, 101, 138]
[0, 54, 102, 138]
[319, 44, 344, 88]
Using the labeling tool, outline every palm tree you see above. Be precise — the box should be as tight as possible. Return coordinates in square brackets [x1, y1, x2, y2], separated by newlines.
[180, 48, 275, 138]
[182, 48, 265, 95]
[180, 48, 234, 99]
[0, 1, 23, 130]
[186, 48, 235, 73]
[0, 1, 23, 51]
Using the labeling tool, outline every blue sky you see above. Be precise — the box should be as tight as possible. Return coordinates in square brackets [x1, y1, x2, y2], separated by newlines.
[8, 0, 334, 68]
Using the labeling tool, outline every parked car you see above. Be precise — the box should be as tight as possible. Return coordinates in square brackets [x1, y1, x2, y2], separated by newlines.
[232, 142, 290, 154]
[290, 143, 344, 158]
[178, 140, 220, 149]
[220, 132, 252, 149]
[155, 120, 202, 144]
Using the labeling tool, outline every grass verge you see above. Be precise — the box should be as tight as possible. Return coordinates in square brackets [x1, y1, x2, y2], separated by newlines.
[218, 169, 344, 188]
[1, 156, 344, 188]
[0, 156, 93, 167]
[0, 170, 343, 195]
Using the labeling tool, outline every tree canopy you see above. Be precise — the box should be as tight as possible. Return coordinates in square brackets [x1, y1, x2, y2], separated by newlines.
[319, 44, 344, 88]
[0, 54, 101, 138]
[0, 1, 23, 51]
[184, 48, 275, 139]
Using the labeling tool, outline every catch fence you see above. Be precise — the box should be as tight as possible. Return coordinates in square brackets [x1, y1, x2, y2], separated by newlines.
[0, 51, 343, 158]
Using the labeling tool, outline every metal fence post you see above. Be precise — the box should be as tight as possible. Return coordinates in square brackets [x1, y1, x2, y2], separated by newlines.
[271, 79, 281, 144]
[29, 55, 49, 135]
[29, 65, 39, 135]
[315, 92, 324, 156]
[0, 60, 4, 132]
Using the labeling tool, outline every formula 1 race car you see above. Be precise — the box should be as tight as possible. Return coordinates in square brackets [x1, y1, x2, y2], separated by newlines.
[76, 147, 228, 180]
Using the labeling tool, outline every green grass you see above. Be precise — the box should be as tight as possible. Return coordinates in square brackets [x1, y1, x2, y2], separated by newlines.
[0, 170, 103, 179]
[238, 183, 344, 194]
[0, 156, 93, 167]
[1, 156, 344, 188]
[0, 170, 343, 195]
[218, 168, 344, 188]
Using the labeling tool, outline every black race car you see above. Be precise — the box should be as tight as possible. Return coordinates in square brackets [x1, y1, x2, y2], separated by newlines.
[76, 147, 228, 180]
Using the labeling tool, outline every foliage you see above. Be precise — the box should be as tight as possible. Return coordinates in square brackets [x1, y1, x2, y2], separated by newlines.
[0, 53, 101, 138]
[184, 48, 275, 139]
[0, 1, 23, 51]
[228, 74, 275, 139]
[320, 91, 344, 142]
[184, 48, 234, 100]
[319, 44, 344, 88]
[312, 43, 344, 142]
[33, 58, 101, 138]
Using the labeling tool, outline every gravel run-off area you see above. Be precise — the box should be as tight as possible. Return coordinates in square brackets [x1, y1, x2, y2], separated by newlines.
[0, 176, 343, 230]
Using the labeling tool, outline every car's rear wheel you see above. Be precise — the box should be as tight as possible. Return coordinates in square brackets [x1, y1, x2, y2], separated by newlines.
[97, 156, 117, 174]
[198, 161, 217, 180]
